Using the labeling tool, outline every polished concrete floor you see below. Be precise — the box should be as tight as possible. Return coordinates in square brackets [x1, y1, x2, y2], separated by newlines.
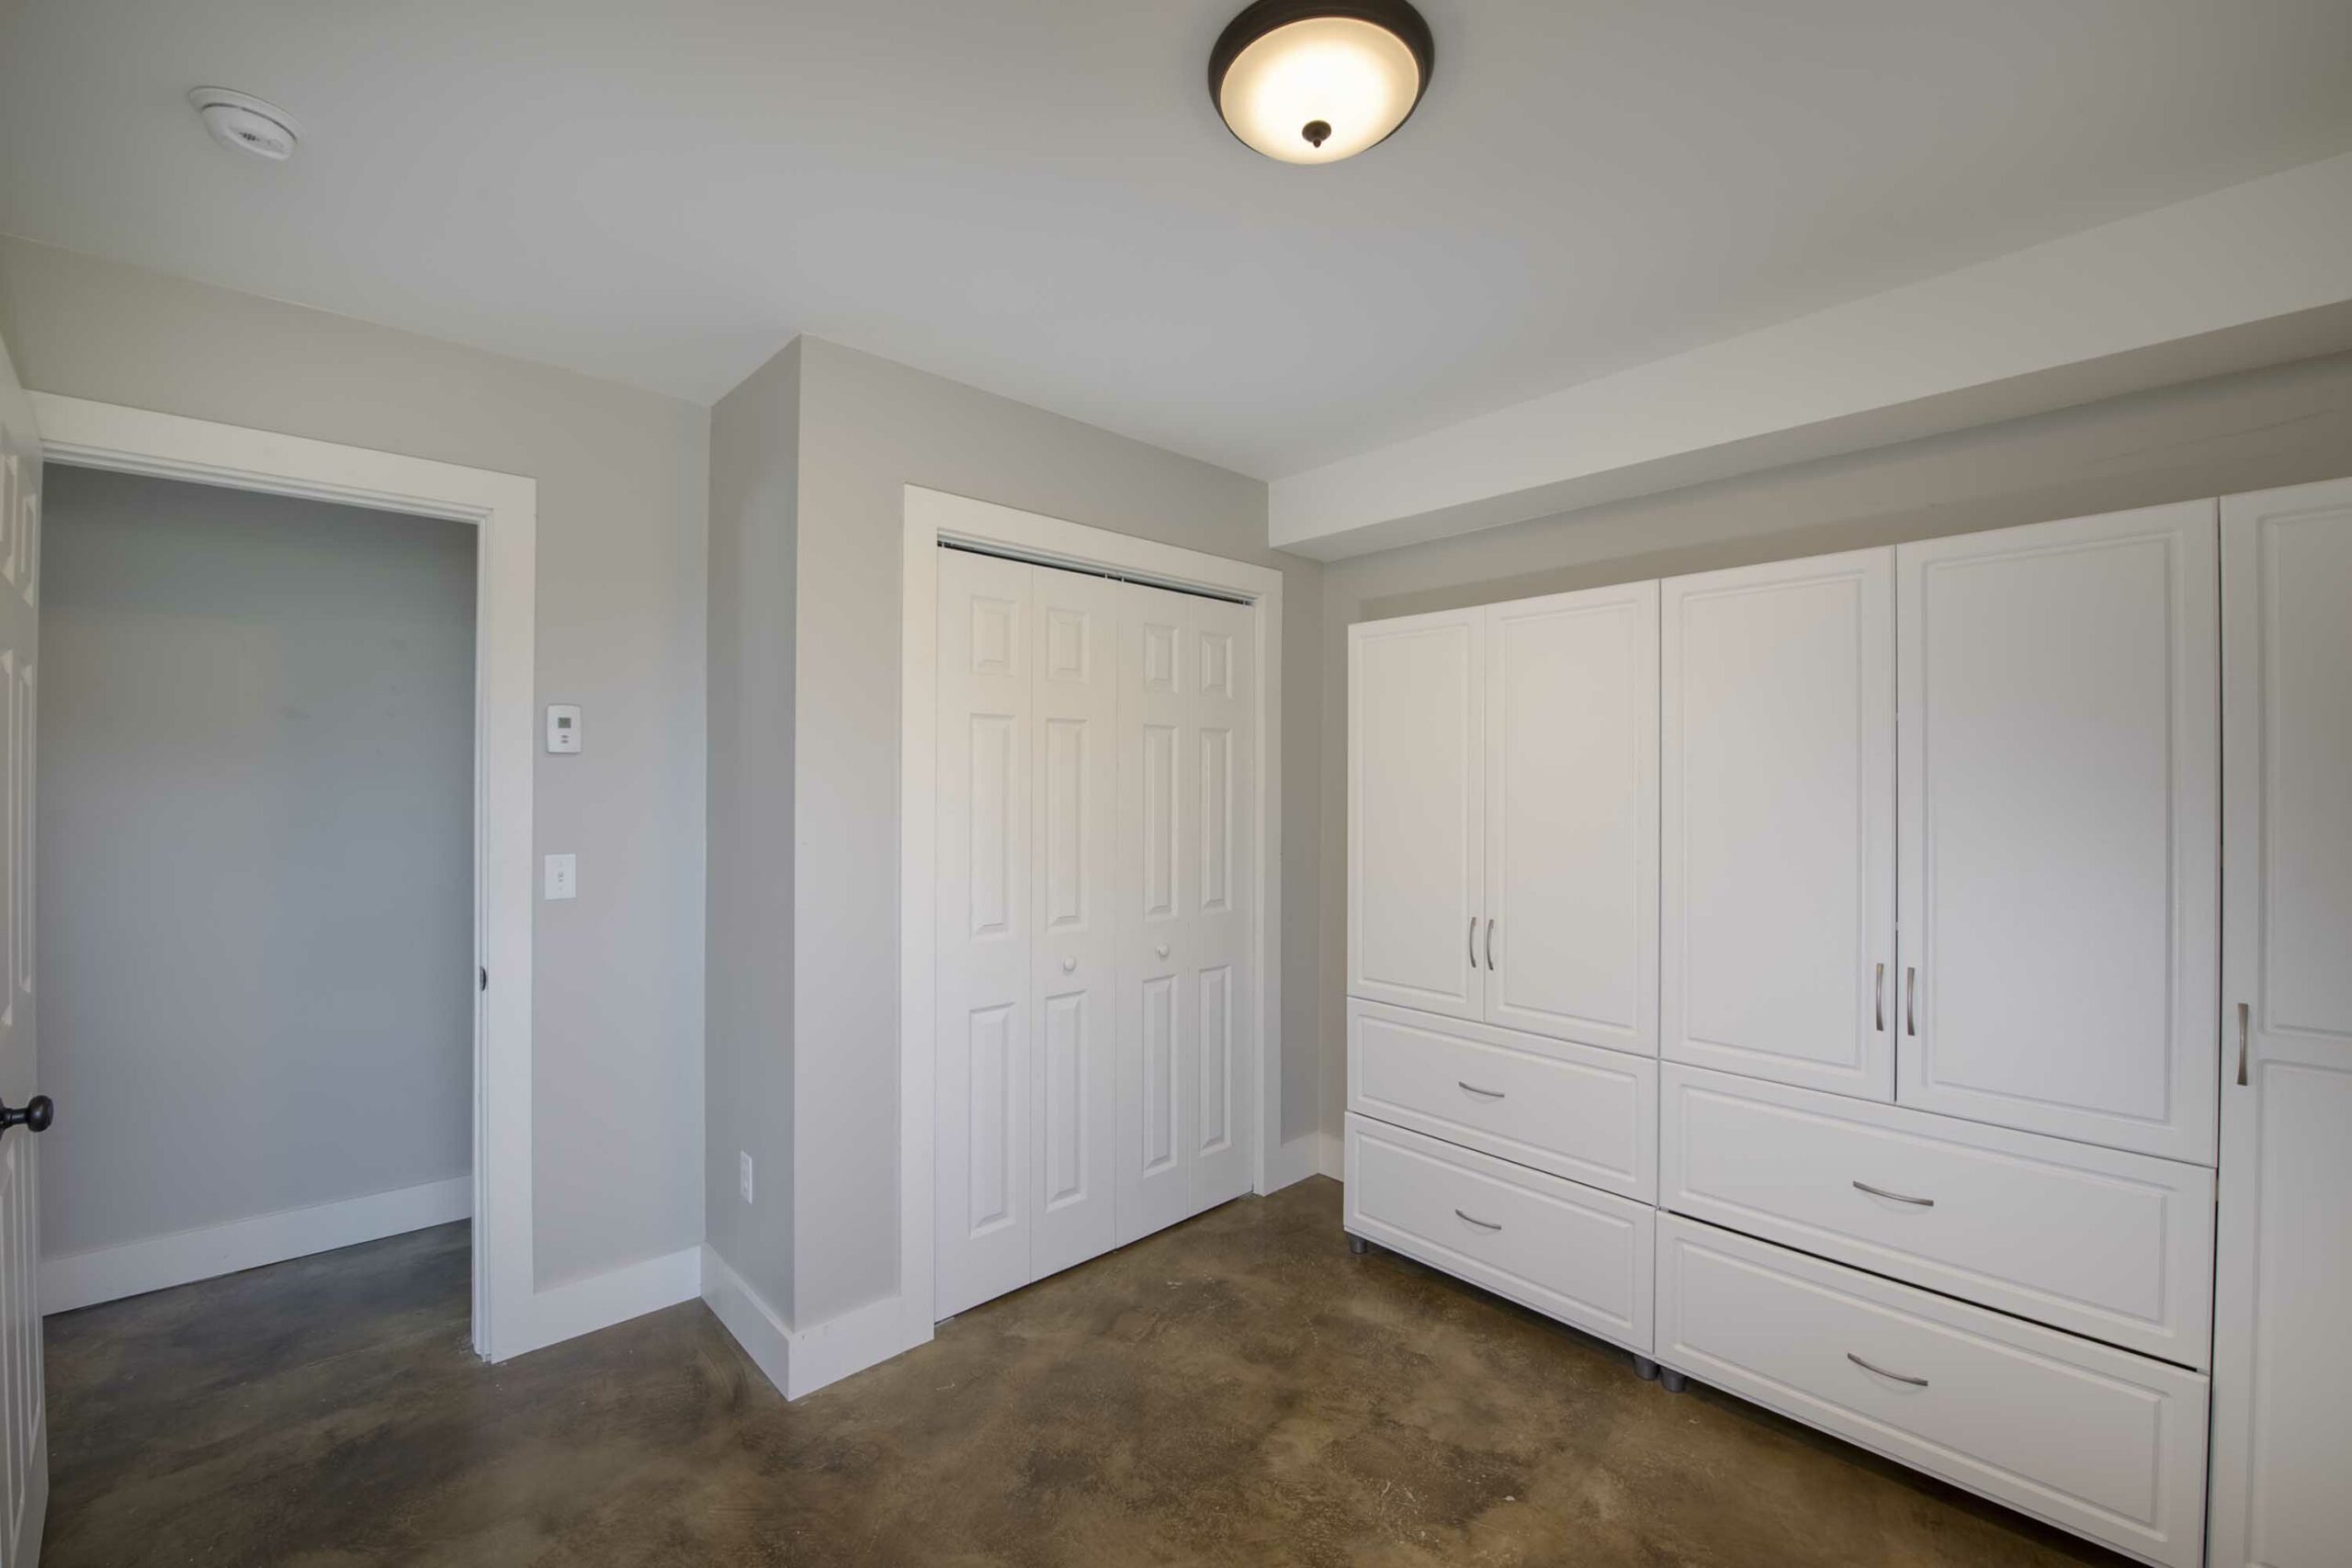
[42, 1177, 2129, 1566]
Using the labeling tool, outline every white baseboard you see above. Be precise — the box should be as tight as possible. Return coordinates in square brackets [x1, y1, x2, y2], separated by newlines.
[1317, 1128, 1344, 1180]
[42, 1175, 472, 1316]
[700, 1246, 922, 1402]
[507, 1246, 703, 1360]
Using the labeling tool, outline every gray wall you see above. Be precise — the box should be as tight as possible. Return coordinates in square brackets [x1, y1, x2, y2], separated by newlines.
[1314, 345, 2352, 1142]
[709, 335, 1322, 1329]
[40, 468, 474, 1258]
[705, 340, 799, 1318]
[0, 237, 709, 1290]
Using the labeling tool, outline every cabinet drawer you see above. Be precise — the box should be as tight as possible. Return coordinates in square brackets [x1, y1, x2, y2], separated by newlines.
[1345, 1114, 1652, 1352]
[1349, 999, 1656, 1201]
[1657, 1217, 2208, 1568]
[1661, 1065, 2211, 1366]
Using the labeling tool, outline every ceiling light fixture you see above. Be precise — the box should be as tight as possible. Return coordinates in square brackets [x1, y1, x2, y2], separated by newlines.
[188, 87, 301, 163]
[1208, 0, 1434, 165]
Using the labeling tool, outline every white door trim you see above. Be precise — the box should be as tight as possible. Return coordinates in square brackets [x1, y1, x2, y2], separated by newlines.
[27, 391, 541, 1361]
[901, 485, 1284, 1356]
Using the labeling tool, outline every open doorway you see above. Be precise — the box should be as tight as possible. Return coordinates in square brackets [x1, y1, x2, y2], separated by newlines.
[37, 466, 478, 1317]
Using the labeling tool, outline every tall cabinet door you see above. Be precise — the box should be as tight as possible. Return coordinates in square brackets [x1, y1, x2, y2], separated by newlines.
[2209, 479, 2352, 1568]
[1482, 583, 1657, 1054]
[1026, 565, 1122, 1284]
[934, 549, 1035, 1317]
[1895, 504, 2219, 1161]
[1662, 550, 1895, 1099]
[1348, 610, 1483, 1022]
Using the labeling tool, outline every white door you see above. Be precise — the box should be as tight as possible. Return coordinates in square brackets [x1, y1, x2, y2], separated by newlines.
[1115, 582, 1257, 1241]
[1662, 549, 1895, 1099]
[1025, 563, 1121, 1282]
[0, 330, 48, 1565]
[1482, 583, 1657, 1055]
[1348, 609, 1482, 1021]
[1895, 504, 2219, 1161]
[934, 548, 1035, 1316]
[2209, 479, 2352, 1568]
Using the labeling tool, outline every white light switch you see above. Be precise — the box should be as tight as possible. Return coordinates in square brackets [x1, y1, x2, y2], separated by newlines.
[546, 704, 582, 753]
[544, 853, 577, 901]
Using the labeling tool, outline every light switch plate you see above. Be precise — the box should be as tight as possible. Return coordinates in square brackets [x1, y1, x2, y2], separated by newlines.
[544, 852, 577, 900]
[546, 704, 582, 753]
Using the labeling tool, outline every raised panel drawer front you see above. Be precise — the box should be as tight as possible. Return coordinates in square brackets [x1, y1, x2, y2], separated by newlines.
[1348, 999, 1657, 1201]
[1657, 1217, 2209, 1568]
[1345, 1114, 1653, 1352]
[1660, 1065, 2211, 1367]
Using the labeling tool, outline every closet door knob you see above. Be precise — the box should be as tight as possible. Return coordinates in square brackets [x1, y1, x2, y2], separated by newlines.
[1061, 956, 1077, 974]
[1155, 943, 1170, 960]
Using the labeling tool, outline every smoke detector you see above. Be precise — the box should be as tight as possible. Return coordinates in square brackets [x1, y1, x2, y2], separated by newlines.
[188, 88, 300, 163]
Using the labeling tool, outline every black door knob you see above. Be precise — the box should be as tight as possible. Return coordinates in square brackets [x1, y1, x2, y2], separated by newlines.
[0, 1096, 52, 1136]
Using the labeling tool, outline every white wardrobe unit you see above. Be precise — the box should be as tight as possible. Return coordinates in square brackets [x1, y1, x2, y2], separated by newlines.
[2208, 478, 2352, 1568]
[1345, 583, 1661, 1358]
[934, 548, 1255, 1319]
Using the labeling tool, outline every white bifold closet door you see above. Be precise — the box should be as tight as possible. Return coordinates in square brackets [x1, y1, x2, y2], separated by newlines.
[1116, 581, 1256, 1243]
[935, 549, 1253, 1319]
[2208, 478, 2352, 1568]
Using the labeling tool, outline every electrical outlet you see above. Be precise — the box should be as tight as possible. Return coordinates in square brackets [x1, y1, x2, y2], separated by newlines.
[739, 1151, 754, 1205]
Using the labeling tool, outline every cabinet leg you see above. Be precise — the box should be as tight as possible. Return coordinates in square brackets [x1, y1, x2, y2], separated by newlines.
[1633, 1356, 1659, 1382]
[1347, 1235, 1370, 1256]
[1659, 1369, 1689, 1394]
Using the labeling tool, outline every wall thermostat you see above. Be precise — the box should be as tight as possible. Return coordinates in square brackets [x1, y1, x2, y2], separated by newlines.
[546, 705, 582, 753]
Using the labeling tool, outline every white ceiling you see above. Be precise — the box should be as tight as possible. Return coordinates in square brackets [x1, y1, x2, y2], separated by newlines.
[3, 1, 2348, 481]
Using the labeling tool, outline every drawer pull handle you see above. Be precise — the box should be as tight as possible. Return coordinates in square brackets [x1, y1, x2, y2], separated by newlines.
[1874, 963, 1885, 1032]
[1848, 1352, 1929, 1388]
[1453, 1208, 1501, 1233]
[1852, 1180, 1934, 1208]
[2236, 1001, 2250, 1088]
[1905, 965, 1918, 1037]
[1469, 916, 1479, 970]
[1457, 1080, 1506, 1100]
[1486, 919, 1496, 972]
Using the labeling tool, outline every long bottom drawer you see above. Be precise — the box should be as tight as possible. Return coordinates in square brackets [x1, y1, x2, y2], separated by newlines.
[1655, 1215, 2208, 1568]
[1344, 1112, 1653, 1353]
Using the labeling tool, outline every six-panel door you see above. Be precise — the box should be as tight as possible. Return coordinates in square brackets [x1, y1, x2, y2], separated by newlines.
[2208, 478, 2352, 1567]
[1348, 610, 1483, 1021]
[1895, 504, 2220, 1162]
[1482, 583, 1657, 1054]
[1662, 549, 1895, 1099]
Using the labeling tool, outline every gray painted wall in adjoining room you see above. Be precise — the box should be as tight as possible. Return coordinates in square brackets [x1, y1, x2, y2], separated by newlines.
[706, 335, 1323, 1331]
[0, 235, 709, 1290]
[1314, 345, 2352, 1147]
[40, 466, 475, 1259]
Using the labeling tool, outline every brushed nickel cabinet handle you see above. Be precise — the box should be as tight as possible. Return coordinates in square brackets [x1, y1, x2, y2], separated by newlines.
[1853, 1180, 1934, 1208]
[1457, 1081, 1506, 1100]
[1486, 919, 1496, 972]
[1874, 963, 1885, 1032]
[1905, 966, 1917, 1037]
[2237, 1001, 2251, 1088]
[1848, 1352, 1928, 1388]
[1453, 1208, 1501, 1232]
[1469, 916, 1478, 970]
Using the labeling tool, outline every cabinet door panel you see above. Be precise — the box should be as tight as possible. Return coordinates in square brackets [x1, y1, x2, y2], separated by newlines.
[1663, 550, 1894, 1097]
[1483, 584, 1657, 1054]
[1896, 505, 2218, 1161]
[2210, 479, 2352, 1567]
[1349, 611, 1482, 1021]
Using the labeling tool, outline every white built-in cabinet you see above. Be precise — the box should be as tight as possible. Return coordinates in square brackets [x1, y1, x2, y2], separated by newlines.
[1341, 489, 2352, 1568]
[2208, 477, 2352, 1568]
[1896, 503, 2220, 1162]
[934, 549, 1255, 1319]
[1349, 583, 1658, 1055]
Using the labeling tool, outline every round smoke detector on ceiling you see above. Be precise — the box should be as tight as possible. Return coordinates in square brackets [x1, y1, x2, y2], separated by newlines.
[188, 87, 300, 163]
